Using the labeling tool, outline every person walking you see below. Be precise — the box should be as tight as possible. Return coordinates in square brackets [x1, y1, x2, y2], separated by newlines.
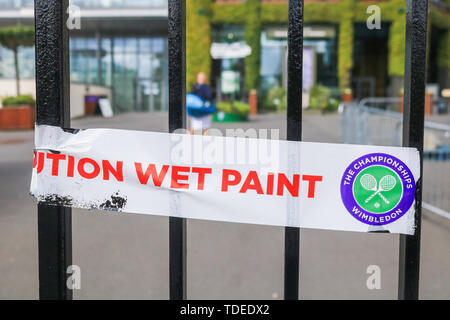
[189, 72, 213, 135]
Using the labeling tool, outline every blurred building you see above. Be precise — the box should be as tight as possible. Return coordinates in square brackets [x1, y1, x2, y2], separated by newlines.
[189, 0, 449, 109]
[0, 0, 168, 116]
[0, 0, 448, 115]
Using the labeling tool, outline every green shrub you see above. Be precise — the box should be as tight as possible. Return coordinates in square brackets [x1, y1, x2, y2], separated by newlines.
[216, 100, 250, 117]
[264, 86, 287, 110]
[2, 95, 35, 107]
[309, 84, 330, 109]
[309, 84, 339, 112]
[233, 101, 250, 116]
[216, 101, 232, 114]
[324, 97, 340, 112]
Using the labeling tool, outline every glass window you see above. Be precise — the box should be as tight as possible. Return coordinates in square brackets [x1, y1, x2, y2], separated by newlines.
[0, 0, 33, 8]
[18, 46, 35, 79]
[86, 38, 97, 50]
[212, 25, 245, 43]
[0, 46, 15, 78]
[86, 55, 98, 84]
[101, 53, 112, 86]
[70, 37, 100, 84]
[113, 52, 124, 72]
[259, 27, 338, 94]
[124, 38, 137, 53]
[113, 38, 125, 53]
[261, 46, 283, 76]
[0, 0, 18, 8]
[0, 45, 35, 79]
[100, 38, 112, 86]
[138, 53, 152, 78]
[70, 53, 87, 83]
[124, 54, 137, 76]
[67, 35, 168, 113]
[152, 54, 163, 78]
[139, 38, 151, 52]
[304, 38, 337, 87]
[101, 38, 111, 52]
[70, 0, 167, 9]
[22, 0, 34, 7]
[152, 38, 165, 54]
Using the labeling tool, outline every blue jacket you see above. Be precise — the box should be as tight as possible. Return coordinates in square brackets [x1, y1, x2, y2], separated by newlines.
[191, 83, 212, 102]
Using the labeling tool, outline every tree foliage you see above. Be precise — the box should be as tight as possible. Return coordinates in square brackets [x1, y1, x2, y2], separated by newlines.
[0, 25, 34, 50]
[0, 25, 35, 96]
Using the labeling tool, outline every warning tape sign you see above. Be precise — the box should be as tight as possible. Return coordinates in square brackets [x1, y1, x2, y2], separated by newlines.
[30, 125, 420, 235]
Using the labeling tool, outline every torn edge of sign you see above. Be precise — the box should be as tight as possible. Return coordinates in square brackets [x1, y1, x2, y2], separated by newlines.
[31, 125, 129, 212]
[401, 147, 421, 236]
[31, 190, 128, 213]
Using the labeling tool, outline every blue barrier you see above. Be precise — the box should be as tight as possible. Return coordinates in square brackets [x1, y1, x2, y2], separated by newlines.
[423, 146, 450, 161]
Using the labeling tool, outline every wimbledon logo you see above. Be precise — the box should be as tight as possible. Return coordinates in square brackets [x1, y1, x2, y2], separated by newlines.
[340, 153, 415, 226]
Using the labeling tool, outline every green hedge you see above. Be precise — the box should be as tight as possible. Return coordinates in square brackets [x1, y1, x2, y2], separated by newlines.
[264, 86, 286, 110]
[216, 100, 250, 117]
[429, 5, 450, 29]
[211, 3, 247, 24]
[2, 94, 35, 106]
[244, 0, 261, 91]
[388, 16, 406, 77]
[353, 0, 405, 22]
[186, 0, 212, 90]
[430, 5, 450, 71]
[337, 1, 354, 88]
[437, 30, 450, 72]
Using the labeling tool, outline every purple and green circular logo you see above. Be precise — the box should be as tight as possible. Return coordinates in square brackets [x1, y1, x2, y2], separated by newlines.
[340, 153, 415, 226]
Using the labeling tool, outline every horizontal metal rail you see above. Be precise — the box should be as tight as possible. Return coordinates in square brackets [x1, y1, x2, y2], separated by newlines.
[357, 100, 450, 136]
[422, 203, 450, 220]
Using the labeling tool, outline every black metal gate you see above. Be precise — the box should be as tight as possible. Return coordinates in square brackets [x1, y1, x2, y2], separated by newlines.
[34, 0, 427, 300]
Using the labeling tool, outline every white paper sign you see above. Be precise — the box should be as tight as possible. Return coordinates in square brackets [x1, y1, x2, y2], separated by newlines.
[98, 98, 113, 118]
[210, 42, 252, 59]
[221, 71, 240, 94]
[30, 125, 420, 235]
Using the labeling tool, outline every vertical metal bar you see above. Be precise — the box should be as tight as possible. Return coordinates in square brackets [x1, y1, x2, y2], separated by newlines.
[284, 0, 303, 300]
[34, 0, 72, 300]
[168, 0, 187, 300]
[398, 0, 428, 301]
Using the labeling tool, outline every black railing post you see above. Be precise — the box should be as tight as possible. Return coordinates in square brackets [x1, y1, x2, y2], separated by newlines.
[285, 0, 303, 300]
[34, 0, 72, 300]
[168, 0, 187, 300]
[398, 0, 428, 300]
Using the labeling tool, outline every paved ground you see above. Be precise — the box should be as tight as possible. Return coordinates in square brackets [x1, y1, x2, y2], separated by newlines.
[0, 111, 449, 299]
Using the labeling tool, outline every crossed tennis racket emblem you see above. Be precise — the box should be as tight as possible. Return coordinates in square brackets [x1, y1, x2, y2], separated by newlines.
[360, 174, 396, 204]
